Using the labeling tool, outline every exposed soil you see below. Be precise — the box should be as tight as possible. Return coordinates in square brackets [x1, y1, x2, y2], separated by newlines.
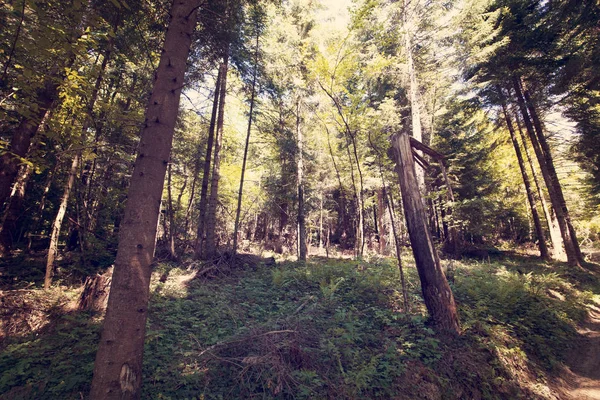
[561, 306, 600, 399]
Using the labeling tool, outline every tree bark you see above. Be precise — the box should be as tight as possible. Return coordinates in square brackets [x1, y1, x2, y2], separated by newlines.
[89, 1, 199, 398]
[512, 77, 580, 266]
[391, 130, 459, 334]
[194, 65, 223, 259]
[499, 89, 550, 261]
[204, 53, 229, 260]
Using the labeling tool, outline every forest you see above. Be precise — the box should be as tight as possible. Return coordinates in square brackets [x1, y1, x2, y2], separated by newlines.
[0, 0, 599, 398]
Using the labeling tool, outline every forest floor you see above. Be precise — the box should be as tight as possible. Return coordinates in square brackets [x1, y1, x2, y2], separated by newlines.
[561, 300, 600, 399]
[0, 249, 600, 399]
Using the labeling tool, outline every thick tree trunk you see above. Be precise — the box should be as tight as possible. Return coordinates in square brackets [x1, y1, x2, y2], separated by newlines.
[44, 152, 80, 289]
[391, 130, 460, 334]
[521, 83, 584, 264]
[512, 77, 580, 267]
[194, 65, 223, 259]
[89, 1, 198, 398]
[204, 53, 229, 260]
[514, 110, 565, 259]
[499, 91, 550, 261]
[297, 100, 307, 261]
[233, 30, 259, 257]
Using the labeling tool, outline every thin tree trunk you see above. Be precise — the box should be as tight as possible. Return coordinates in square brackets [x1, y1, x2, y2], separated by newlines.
[194, 65, 223, 259]
[318, 83, 364, 255]
[166, 160, 176, 259]
[345, 141, 361, 257]
[369, 132, 408, 310]
[204, 52, 230, 260]
[521, 82, 583, 264]
[297, 100, 307, 261]
[403, 0, 425, 189]
[391, 130, 459, 334]
[377, 188, 387, 254]
[89, 1, 198, 397]
[324, 122, 348, 241]
[499, 89, 550, 261]
[176, 165, 188, 214]
[319, 192, 324, 250]
[512, 77, 579, 266]
[233, 29, 259, 257]
[348, 131, 366, 257]
[514, 111, 564, 259]
[44, 152, 80, 289]
[1, 0, 26, 85]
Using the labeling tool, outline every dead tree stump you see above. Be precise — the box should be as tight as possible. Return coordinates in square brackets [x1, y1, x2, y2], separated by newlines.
[77, 267, 112, 312]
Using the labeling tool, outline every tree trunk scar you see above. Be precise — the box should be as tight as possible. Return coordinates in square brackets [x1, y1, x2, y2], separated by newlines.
[119, 363, 137, 393]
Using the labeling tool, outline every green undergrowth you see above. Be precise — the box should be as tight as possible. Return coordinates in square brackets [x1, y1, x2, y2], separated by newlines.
[0, 253, 598, 399]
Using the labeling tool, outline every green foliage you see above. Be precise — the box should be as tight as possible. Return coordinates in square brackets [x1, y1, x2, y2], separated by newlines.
[1, 253, 598, 399]
[0, 312, 100, 399]
[454, 257, 594, 370]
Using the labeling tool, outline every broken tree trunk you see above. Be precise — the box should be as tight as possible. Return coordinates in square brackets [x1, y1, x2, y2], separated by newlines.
[391, 130, 460, 334]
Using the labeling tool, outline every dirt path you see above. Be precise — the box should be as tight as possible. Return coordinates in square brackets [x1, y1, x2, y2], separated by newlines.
[562, 306, 600, 399]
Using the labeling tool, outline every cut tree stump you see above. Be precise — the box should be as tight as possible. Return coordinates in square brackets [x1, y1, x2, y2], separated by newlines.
[77, 267, 112, 312]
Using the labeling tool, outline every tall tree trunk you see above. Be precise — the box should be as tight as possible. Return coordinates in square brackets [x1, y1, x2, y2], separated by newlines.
[391, 130, 459, 334]
[319, 192, 324, 250]
[499, 89, 550, 261]
[348, 131, 366, 257]
[233, 29, 259, 257]
[44, 152, 80, 289]
[324, 122, 347, 243]
[166, 160, 176, 259]
[204, 53, 229, 260]
[403, 0, 425, 189]
[318, 82, 364, 255]
[521, 82, 584, 264]
[1, 0, 26, 86]
[89, 1, 198, 397]
[194, 65, 223, 259]
[514, 110, 564, 259]
[297, 100, 307, 261]
[377, 188, 387, 254]
[512, 77, 580, 267]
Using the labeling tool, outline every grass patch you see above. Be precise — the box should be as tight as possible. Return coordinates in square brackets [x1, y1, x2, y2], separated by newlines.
[0, 252, 598, 399]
